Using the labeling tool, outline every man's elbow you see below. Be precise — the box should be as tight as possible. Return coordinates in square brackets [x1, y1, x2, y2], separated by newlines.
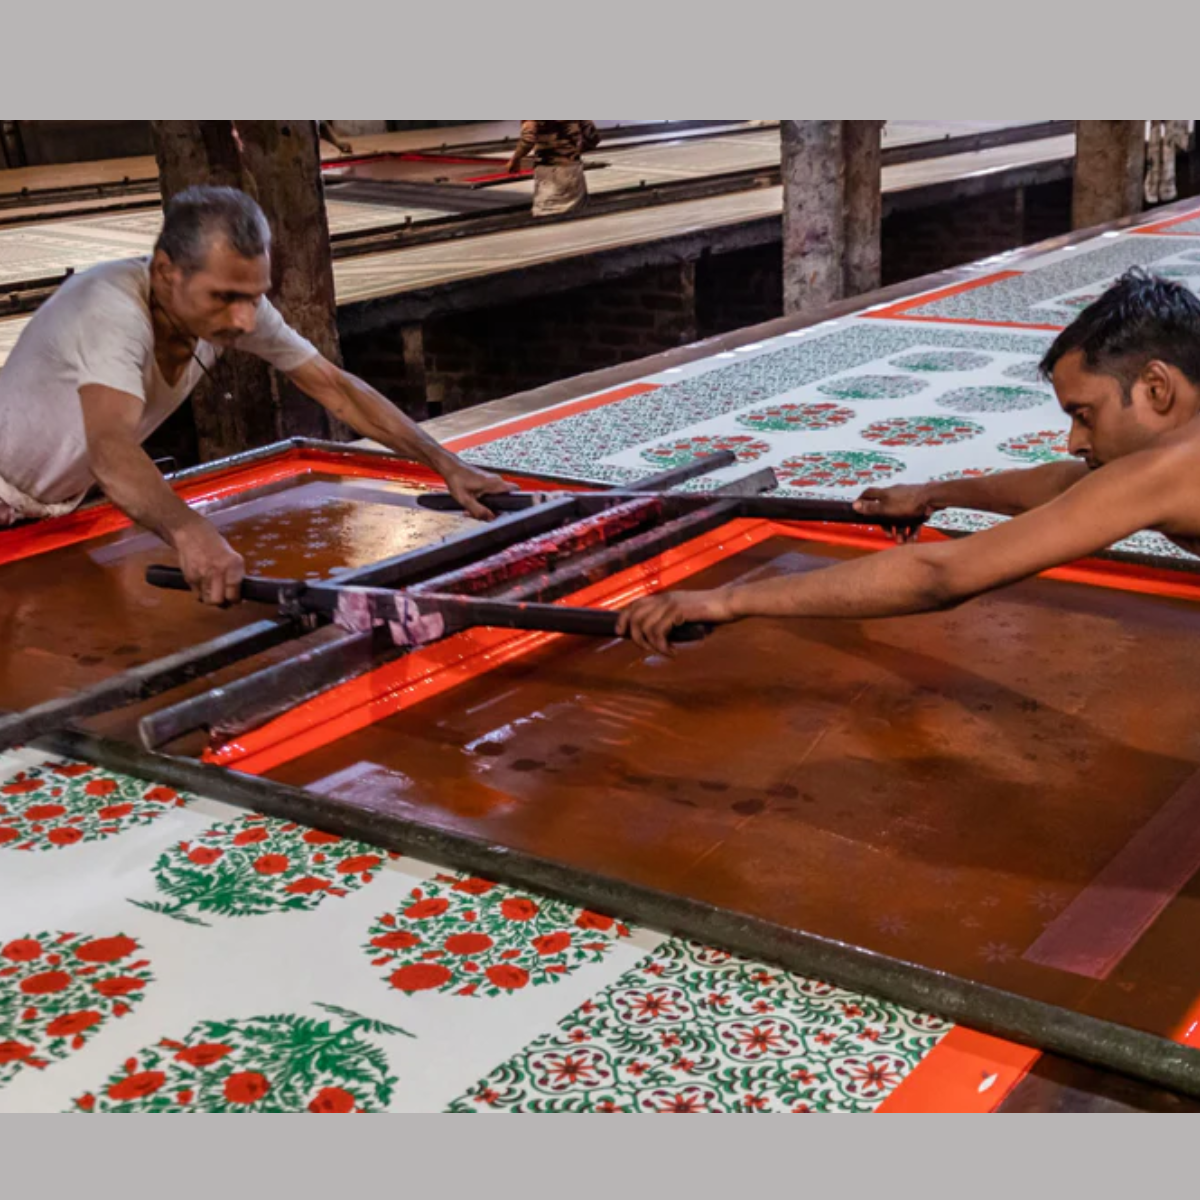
[86, 436, 124, 484]
[912, 546, 974, 612]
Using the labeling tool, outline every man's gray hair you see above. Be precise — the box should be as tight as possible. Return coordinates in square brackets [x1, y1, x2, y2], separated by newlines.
[155, 185, 271, 273]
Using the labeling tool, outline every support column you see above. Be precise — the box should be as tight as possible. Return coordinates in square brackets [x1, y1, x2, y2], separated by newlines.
[842, 120, 883, 296]
[1072, 121, 1145, 230]
[236, 121, 345, 440]
[781, 121, 845, 316]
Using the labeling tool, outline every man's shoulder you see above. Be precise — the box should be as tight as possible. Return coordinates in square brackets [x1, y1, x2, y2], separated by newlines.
[5, 258, 152, 373]
[63, 258, 151, 306]
[48, 259, 152, 338]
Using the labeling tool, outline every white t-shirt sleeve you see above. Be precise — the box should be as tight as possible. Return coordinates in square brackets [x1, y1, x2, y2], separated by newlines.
[239, 299, 319, 373]
[70, 289, 153, 402]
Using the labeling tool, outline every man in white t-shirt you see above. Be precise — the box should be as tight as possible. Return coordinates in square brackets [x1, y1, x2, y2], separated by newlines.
[0, 185, 512, 604]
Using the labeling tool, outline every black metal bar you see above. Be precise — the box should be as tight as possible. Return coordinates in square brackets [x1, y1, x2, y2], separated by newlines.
[413, 453, 737, 518]
[558, 491, 873, 524]
[709, 465, 780, 498]
[138, 628, 386, 750]
[419, 593, 710, 643]
[0, 619, 296, 752]
[417, 491, 566, 513]
[30, 723, 1200, 1102]
[144, 565, 313, 609]
[735, 494, 923, 533]
[624, 450, 737, 492]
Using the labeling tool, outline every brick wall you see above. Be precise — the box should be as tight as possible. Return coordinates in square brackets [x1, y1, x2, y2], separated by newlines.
[696, 245, 783, 338]
[342, 262, 699, 420]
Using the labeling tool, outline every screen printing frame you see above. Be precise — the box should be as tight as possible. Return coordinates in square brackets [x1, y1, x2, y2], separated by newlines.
[15, 493, 1200, 1103]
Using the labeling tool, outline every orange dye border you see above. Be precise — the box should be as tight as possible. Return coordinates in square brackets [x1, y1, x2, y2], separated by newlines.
[1130, 208, 1200, 237]
[861, 270, 1065, 332]
[0, 448, 553, 569]
[1173, 998, 1200, 1049]
[443, 383, 659, 454]
[877, 1029, 1042, 1113]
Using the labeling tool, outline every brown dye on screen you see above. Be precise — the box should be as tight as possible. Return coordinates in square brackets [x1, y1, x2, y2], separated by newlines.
[270, 535, 1200, 1037]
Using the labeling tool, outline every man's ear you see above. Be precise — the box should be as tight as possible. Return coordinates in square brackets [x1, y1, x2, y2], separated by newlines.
[150, 249, 179, 289]
[1139, 360, 1177, 414]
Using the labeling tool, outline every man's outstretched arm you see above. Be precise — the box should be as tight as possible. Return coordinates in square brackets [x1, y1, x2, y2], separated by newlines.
[286, 355, 515, 520]
[80, 384, 244, 604]
[854, 460, 1089, 537]
[618, 446, 1181, 654]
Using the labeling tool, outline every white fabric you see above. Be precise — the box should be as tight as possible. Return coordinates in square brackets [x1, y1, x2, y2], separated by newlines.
[0, 258, 318, 518]
[531, 164, 588, 217]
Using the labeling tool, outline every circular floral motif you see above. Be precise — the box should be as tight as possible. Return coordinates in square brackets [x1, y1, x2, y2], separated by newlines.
[817, 375, 928, 401]
[735, 402, 855, 434]
[999, 429, 1072, 463]
[860, 417, 982, 448]
[936, 386, 1051, 414]
[133, 814, 396, 925]
[777, 451, 905, 490]
[1002, 360, 1045, 384]
[0, 761, 187, 852]
[613, 985, 694, 1027]
[639, 435, 770, 470]
[0, 931, 152, 1086]
[528, 1047, 617, 1094]
[832, 1052, 910, 1100]
[717, 1017, 804, 1061]
[636, 1084, 723, 1113]
[72, 1004, 404, 1113]
[367, 874, 632, 998]
[889, 350, 992, 373]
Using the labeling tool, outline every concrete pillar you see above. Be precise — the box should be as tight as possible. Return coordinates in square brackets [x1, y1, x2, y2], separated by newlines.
[236, 121, 346, 440]
[1072, 121, 1145, 230]
[781, 121, 845, 316]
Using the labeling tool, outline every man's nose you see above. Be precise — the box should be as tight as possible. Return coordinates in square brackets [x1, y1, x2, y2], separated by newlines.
[1068, 425, 1090, 459]
[230, 301, 257, 334]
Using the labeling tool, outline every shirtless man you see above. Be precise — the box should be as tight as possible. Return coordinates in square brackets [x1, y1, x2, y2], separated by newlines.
[0, 185, 511, 604]
[619, 270, 1200, 653]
